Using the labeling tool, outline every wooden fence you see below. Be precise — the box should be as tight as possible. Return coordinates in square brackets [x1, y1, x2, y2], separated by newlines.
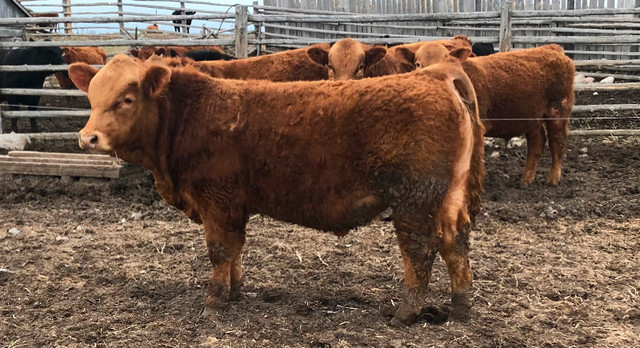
[264, 0, 640, 13]
[1, 1, 640, 137]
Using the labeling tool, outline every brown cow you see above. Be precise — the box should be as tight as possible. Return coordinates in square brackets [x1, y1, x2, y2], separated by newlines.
[55, 47, 107, 89]
[306, 36, 473, 80]
[69, 55, 485, 326]
[414, 44, 574, 186]
[146, 23, 159, 30]
[306, 39, 414, 80]
[166, 44, 331, 81]
[131, 45, 225, 60]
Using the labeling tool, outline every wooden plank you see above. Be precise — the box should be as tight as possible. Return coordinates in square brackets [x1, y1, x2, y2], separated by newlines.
[572, 103, 640, 113]
[0, 156, 117, 166]
[569, 129, 640, 136]
[8, 151, 116, 161]
[0, 160, 122, 179]
[573, 82, 640, 91]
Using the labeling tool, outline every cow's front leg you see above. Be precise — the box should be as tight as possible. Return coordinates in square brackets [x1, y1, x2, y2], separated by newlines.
[203, 217, 246, 310]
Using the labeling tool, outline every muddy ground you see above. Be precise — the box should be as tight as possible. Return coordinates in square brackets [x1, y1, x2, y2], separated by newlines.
[1, 86, 639, 348]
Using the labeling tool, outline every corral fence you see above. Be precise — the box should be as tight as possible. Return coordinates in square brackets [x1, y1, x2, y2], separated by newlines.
[0, 0, 639, 137]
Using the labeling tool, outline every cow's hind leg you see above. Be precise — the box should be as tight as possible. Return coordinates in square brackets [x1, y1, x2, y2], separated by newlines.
[438, 205, 473, 321]
[521, 125, 546, 186]
[390, 215, 440, 327]
[203, 218, 246, 311]
[545, 110, 569, 186]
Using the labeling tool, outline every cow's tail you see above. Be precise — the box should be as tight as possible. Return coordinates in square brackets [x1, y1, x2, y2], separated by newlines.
[428, 59, 486, 223]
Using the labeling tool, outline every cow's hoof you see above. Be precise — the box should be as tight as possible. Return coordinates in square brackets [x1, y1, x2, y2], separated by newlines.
[388, 316, 410, 328]
[228, 288, 242, 301]
[545, 176, 560, 187]
[448, 293, 472, 322]
[201, 305, 221, 317]
[390, 305, 418, 327]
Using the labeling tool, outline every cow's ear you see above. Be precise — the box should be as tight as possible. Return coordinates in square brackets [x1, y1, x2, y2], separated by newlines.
[68, 63, 99, 92]
[307, 47, 328, 66]
[449, 47, 472, 63]
[130, 48, 139, 57]
[365, 46, 387, 67]
[156, 47, 166, 56]
[61, 47, 70, 56]
[142, 65, 171, 97]
[393, 47, 415, 64]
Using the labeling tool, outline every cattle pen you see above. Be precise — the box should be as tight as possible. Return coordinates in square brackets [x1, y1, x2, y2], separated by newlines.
[1, 1, 640, 347]
[0, 1, 640, 138]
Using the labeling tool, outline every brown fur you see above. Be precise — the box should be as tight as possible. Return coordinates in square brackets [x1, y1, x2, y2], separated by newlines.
[306, 36, 473, 80]
[146, 24, 159, 30]
[415, 44, 575, 186]
[69, 55, 485, 326]
[165, 44, 330, 81]
[131, 45, 225, 60]
[55, 46, 107, 89]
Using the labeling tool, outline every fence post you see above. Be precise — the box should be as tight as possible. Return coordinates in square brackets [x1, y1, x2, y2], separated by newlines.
[117, 0, 124, 36]
[235, 5, 248, 58]
[62, 0, 72, 34]
[498, 0, 512, 52]
[253, 1, 262, 56]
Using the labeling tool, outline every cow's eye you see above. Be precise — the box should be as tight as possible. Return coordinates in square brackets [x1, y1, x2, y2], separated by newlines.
[327, 64, 334, 71]
[357, 64, 364, 71]
[415, 62, 421, 68]
[123, 98, 133, 104]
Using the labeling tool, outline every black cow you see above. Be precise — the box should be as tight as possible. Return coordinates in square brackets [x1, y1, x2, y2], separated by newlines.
[183, 49, 235, 61]
[471, 43, 496, 56]
[171, 10, 196, 34]
[0, 46, 64, 133]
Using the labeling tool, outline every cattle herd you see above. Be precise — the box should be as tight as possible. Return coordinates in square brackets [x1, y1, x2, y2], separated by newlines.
[0, 35, 576, 326]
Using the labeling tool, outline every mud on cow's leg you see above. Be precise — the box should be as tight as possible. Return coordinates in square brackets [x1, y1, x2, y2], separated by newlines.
[438, 209, 473, 322]
[545, 112, 569, 187]
[203, 218, 247, 309]
[390, 216, 440, 327]
[521, 125, 546, 186]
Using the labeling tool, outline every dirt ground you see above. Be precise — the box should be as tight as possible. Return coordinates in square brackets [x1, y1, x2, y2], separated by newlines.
[1, 86, 639, 348]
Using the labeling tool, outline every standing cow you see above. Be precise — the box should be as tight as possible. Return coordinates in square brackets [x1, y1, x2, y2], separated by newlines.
[0, 46, 65, 132]
[165, 44, 331, 81]
[55, 46, 107, 90]
[69, 55, 485, 326]
[171, 10, 196, 33]
[413, 44, 574, 186]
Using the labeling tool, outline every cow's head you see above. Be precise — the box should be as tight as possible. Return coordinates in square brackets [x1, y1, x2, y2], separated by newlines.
[69, 55, 170, 161]
[307, 39, 387, 80]
[414, 44, 472, 69]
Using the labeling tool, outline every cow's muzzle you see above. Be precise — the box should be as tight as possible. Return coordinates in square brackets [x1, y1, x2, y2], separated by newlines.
[78, 132, 99, 151]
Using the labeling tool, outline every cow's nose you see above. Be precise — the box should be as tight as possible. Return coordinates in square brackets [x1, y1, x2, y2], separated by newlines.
[78, 133, 98, 150]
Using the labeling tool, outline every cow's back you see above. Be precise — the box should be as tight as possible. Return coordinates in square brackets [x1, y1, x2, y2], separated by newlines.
[197, 45, 329, 81]
[169, 68, 475, 231]
[465, 45, 574, 138]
